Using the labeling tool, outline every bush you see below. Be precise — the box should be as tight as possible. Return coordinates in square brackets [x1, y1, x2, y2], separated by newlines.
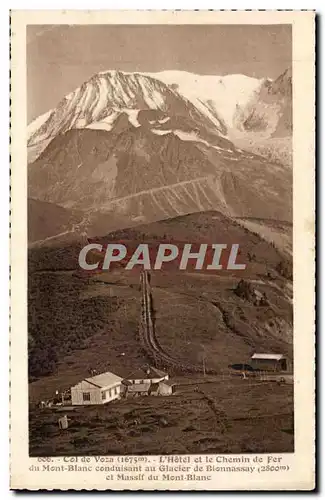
[234, 279, 253, 300]
[28, 343, 58, 378]
[276, 261, 293, 280]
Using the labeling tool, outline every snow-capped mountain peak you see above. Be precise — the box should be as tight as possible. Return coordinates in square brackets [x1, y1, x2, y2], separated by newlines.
[27, 69, 227, 161]
[27, 68, 289, 165]
[146, 70, 264, 129]
[28, 68, 292, 239]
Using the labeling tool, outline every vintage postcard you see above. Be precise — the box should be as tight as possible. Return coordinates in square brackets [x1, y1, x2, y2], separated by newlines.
[10, 10, 315, 490]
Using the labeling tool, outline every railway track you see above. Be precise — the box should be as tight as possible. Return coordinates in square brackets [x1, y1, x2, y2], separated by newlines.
[139, 271, 219, 375]
[138, 272, 292, 382]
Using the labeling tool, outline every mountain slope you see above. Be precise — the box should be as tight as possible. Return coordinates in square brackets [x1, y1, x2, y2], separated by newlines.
[28, 198, 82, 243]
[29, 118, 292, 229]
[232, 68, 292, 138]
[226, 68, 292, 165]
[100, 210, 290, 268]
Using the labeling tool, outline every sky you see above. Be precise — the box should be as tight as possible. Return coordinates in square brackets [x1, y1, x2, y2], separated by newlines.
[27, 24, 292, 122]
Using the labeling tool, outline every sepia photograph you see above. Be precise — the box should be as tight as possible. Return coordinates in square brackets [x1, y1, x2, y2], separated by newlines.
[26, 22, 295, 458]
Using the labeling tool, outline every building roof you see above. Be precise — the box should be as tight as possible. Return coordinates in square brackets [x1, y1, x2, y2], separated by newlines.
[126, 366, 167, 380]
[251, 353, 284, 361]
[127, 382, 151, 393]
[160, 380, 176, 386]
[84, 371, 123, 389]
[122, 379, 132, 386]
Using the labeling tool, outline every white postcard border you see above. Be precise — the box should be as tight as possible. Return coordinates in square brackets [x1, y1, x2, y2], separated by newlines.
[10, 10, 315, 490]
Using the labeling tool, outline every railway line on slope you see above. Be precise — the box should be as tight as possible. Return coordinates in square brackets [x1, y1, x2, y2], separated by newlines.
[139, 270, 218, 375]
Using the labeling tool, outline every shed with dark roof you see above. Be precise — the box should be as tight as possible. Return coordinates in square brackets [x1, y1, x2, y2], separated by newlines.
[125, 366, 168, 385]
[250, 353, 287, 372]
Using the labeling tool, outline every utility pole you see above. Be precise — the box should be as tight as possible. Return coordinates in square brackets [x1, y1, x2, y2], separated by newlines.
[200, 343, 206, 377]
